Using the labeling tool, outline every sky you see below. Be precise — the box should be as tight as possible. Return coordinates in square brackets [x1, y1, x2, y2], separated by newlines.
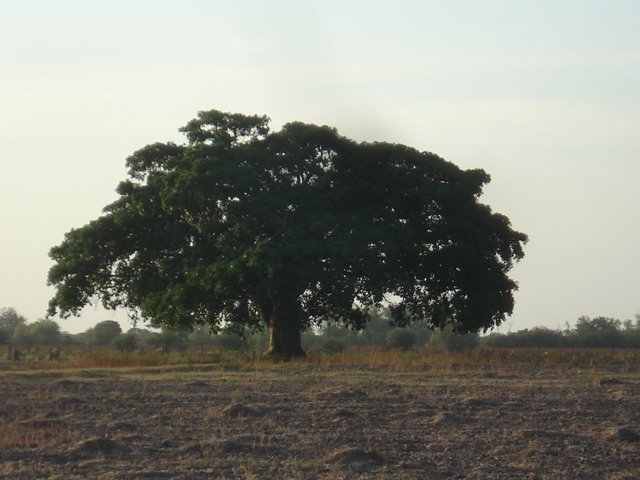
[1, 0, 639, 333]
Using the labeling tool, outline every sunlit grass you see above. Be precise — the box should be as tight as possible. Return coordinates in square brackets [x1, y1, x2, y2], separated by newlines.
[2, 345, 639, 375]
[305, 346, 640, 372]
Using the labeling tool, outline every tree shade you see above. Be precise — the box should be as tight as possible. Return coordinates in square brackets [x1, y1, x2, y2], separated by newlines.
[48, 109, 527, 358]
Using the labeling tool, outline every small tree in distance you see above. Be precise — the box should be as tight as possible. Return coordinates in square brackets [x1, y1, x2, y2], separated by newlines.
[386, 328, 418, 350]
[430, 326, 479, 352]
[87, 320, 122, 345]
[112, 332, 138, 352]
[47, 109, 527, 359]
[147, 328, 189, 354]
[572, 316, 624, 348]
[12, 319, 61, 346]
[0, 307, 27, 341]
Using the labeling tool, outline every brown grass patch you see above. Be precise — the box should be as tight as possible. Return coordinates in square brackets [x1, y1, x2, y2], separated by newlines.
[0, 418, 68, 448]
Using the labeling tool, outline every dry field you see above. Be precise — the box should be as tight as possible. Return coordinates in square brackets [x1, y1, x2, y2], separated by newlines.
[1, 350, 639, 479]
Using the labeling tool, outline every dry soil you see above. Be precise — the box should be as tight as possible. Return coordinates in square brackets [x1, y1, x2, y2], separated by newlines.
[1, 365, 639, 479]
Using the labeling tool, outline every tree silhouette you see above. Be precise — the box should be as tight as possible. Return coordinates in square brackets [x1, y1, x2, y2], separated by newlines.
[48, 109, 527, 358]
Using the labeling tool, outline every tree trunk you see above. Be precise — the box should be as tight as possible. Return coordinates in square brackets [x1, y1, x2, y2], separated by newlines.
[263, 302, 305, 360]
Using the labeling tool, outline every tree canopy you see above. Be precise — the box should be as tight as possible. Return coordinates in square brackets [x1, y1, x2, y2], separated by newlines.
[48, 109, 527, 358]
[0, 307, 27, 331]
[86, 320, 122, 345]
[0, 307, 27, 345]
[12, 319, 61, 346]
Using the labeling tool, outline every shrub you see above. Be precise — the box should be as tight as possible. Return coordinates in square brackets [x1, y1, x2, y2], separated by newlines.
[569, 316, 624, 348]
[212, 334, 247, 351]
[429, 328, 479, 352]
[482, 327, 566, 348]
[321, 338, 346, 353]
[0, 307, 27, 335]
[112, 333, 138, 352]
[386, 328, 418, 350]
[147, 329, 189, 354]
[86, 320, 122, 345]
[12, 319, 61, 346]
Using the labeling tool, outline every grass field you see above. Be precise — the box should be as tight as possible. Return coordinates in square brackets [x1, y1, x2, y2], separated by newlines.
[1, 347, 639, 479]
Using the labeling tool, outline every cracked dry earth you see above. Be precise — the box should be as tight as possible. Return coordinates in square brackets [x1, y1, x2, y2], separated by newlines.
[1, 367, 639, 479]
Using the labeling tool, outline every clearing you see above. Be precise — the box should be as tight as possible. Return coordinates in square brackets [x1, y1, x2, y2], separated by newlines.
[1, 358, 639, 479]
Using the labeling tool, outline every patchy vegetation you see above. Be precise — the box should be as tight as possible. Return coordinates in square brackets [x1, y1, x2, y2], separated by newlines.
[4, 307, 640, 357]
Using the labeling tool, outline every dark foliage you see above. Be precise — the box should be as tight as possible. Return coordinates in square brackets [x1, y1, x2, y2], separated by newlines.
[112, 332, 138, 352]
[12, 319, 61, 346]
[86, 320, 122, 345]
[47, 109, 527, 358]
[482, 327, 567, 348]
[147, 329, 189, 354]
[0, 307, 27, 341]
[386, 329, 418, 350]
[481, 316, 640, 349]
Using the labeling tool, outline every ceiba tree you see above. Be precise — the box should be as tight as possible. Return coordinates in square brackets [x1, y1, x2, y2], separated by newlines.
[48, 109, 527, 358]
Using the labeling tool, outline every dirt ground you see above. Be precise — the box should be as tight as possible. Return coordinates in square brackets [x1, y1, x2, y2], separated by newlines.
[1, 364, 639, 479]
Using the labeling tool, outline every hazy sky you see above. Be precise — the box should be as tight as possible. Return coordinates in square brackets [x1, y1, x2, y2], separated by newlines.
[1, 0, 639, 333]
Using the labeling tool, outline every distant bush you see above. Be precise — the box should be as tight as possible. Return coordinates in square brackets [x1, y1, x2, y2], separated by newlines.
[0, 307, 27, 343]
[72, 308, 640, 353]
[359, 309, 395, 346]
[147, 329, 189, 354]
[212, 334, 247, 351]
[569, 316, 623, 348]
[321, 338, 347, 353]
[430, 328, 479, 352]
[86, 320, 122, 345]
[620, 328, 640, 349]
[386, 329, 418, 350]
[112, 333, 138, 352]
[480, 316, 640, 349]
[12, 319, 61, 346]
[482, 327, 566, 348]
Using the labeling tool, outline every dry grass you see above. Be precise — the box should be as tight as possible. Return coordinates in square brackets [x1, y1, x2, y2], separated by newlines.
[305, 346, 640, 375]
[0, 418, 68, 448]
[2, 345, 639, 377]
[0, 345, 244, 371]
[1, 356, 639, 479]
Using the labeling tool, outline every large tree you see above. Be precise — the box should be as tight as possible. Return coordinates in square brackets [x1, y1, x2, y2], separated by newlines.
[48, 109, 527, 358]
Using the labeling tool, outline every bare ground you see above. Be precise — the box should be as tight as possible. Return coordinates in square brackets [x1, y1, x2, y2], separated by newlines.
[1, 365, 639, 479]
